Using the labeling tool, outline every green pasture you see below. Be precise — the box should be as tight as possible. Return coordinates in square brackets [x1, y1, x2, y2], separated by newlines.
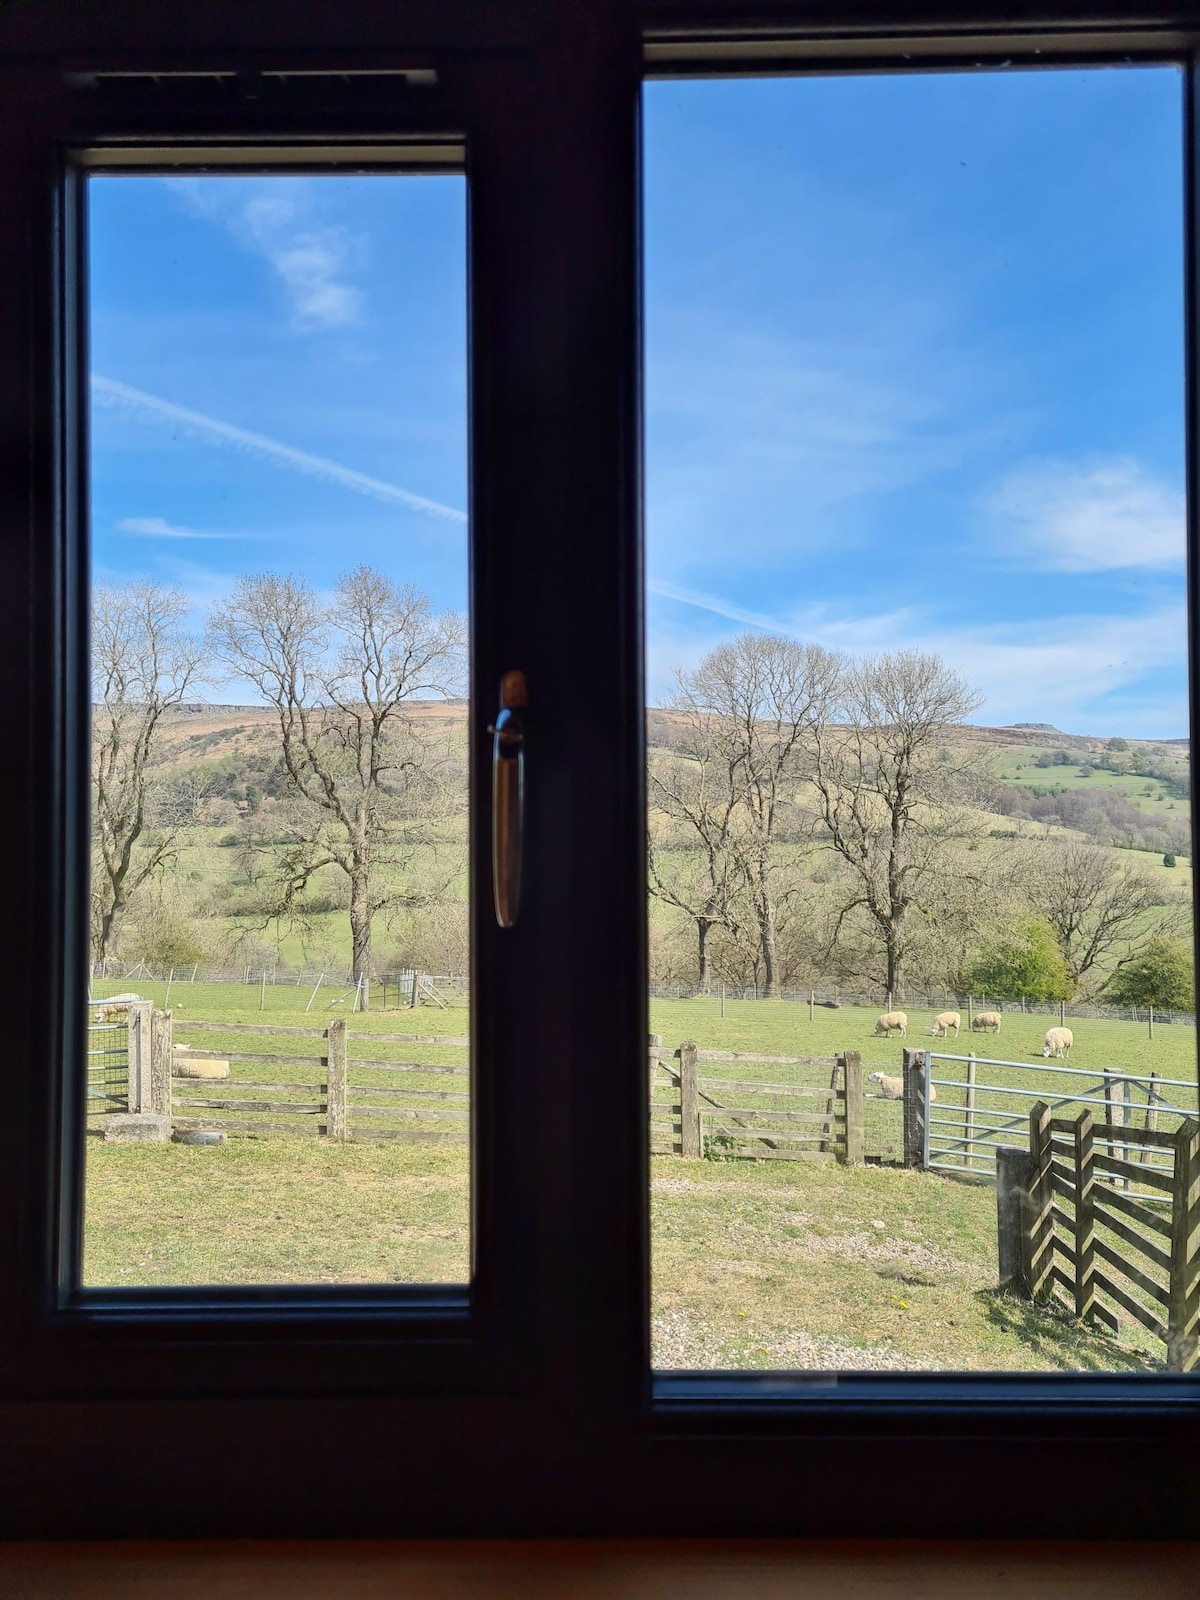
[84, 981, 1191, 1370]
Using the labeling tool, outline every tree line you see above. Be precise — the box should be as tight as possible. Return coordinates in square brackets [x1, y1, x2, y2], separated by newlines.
[91, 580, 1193, 1013]
[648, 635, 1193, 1006]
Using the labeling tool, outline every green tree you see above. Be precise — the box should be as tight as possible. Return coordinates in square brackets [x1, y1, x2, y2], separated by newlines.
[966, 918, 1073, 1002]
[1104, 936, 1194, 1011]
[1163, 853, 1177, 868]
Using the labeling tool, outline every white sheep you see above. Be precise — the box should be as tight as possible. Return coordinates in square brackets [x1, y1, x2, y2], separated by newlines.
[868, 1070, 935, 1102]
[92, 992, 144, 1024]
[1042, 1026, 1073, 1059]
[930, 1011, 961, 1038]
[873, 1010, 908, 1038]
[971, 1010, 1002, 1034]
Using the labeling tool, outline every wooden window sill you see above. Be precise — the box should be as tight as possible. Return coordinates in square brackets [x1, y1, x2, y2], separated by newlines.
[0, 1540, 1196, 1597]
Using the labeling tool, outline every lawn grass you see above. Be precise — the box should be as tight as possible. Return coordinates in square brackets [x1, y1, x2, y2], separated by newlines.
[650, 1155, 1158, 1371]
[84, 980, 1193, 1371]
[84, 1139, 470, 1285]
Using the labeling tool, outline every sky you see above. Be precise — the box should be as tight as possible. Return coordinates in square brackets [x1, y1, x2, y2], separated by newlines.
[92, 66, 1188, 736]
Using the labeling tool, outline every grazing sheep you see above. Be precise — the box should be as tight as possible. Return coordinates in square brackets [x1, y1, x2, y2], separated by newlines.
[930, 1011, 961, 1038]
[1042, 1026, 1073, 1059]
[868, 1070, 936, 1102]
[92, 992, 143, 1024]
[873, 1010, 908, 1038]
[868, 1071, 903, 1099]
[971, 1010, 1002, 1035]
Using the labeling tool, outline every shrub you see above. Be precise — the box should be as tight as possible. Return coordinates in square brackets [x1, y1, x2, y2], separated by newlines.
[1163, 853, 1177, 868]
[126, 906, 208, 969]
[965, 919, 1073, 1003]
[1105, 937, 1195, 1012]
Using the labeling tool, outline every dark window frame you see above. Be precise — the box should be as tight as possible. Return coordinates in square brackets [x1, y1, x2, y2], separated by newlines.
[0, 0, 1196, 1539]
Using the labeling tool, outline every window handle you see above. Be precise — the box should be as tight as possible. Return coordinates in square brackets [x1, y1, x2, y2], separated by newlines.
[489, 670, 527, 928]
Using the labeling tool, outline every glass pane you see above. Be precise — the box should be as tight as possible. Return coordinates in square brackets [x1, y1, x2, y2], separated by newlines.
[645, 68, 1196, 1372]
[84, 172, 470, 1287]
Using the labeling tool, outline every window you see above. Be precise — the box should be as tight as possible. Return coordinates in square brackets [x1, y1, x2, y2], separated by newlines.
[85, 168, 471, 1290]
[0, 0, 1197, 1541]
[645, 65, 1193, 1376]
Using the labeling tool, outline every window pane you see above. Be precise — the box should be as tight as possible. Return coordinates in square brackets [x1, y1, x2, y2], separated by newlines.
[84, 173, 470, 1287]
[645, 68, 1196, 1372]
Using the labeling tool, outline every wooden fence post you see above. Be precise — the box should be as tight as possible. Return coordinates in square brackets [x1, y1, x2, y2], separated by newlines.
[1167, 1118, 1200, 1372]
[326, 1018, 348, 1142]
[902, 1047, 926, 1168]
[126, 1001, 151, 1114]
[678, 1041, 701, 1158]
[841, 1051, 864, 1166]
[1074, 1110, 1096, 1326]
[995, 1146, 1033, 1290]
[150, 1008, 173, 1119]
[1021, 1101, 1055, 1304]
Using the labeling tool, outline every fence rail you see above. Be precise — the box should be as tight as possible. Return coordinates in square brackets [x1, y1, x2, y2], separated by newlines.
[95, 967, 1196, 1028]
[650, 1039, 862, 1164]
[917, 1049, 1198, 1180]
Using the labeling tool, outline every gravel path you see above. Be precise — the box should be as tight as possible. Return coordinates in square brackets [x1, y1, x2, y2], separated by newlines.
[652, 1307, 940, 1372]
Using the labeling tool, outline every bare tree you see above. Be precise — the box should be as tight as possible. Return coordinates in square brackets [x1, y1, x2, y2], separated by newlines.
[1033, 838, 1185, 994]
[153, 764, 226, 828]
[811, 649, 985, 997]
[647, 728, 744, 994]
[209, 566, 465, 1007]
[91, 581, 206, 961]
[659, 635, 839, 997]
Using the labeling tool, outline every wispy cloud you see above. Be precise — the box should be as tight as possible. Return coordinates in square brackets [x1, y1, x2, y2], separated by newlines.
[168, 179, 362, 330]
[92, 375, 467, 525]
[117, 515, 244, 542]
[648, 578, 1186, 736]
[983, 456, 1184, 571]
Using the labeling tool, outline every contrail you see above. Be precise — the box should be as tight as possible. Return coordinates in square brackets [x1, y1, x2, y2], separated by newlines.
[91, 374, 467, 525]
[647, 578, 780, 631]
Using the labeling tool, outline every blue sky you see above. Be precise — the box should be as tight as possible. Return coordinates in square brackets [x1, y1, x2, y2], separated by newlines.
[646, 67, 1186, 736]
[92, 65, 1187, 735]
[90, 171, 469, 673]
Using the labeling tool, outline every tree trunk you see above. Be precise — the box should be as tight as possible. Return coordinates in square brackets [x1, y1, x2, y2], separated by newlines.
[697, 919, 711, 994]
[349, 872, 372, 1012]
[885, 928, 900, 998]
[759, 902, 778, 999]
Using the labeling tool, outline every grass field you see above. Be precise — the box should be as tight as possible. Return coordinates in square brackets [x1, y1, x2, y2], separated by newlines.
[85, 980, 1197, 1371]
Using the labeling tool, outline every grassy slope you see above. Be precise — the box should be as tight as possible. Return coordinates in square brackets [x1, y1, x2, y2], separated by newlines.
[86, 983, 1193, 1370]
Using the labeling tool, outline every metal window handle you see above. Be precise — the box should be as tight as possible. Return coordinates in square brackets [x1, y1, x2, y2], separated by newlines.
[489, 670, 527, 928]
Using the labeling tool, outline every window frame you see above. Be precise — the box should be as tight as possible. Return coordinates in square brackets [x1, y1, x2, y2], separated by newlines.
[0, 0, 1197, 1540]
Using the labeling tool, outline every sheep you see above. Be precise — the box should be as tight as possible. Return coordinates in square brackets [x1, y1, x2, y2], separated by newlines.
[868, 1070, 935, 1102]
[1042, 1026, 1073, 1059]
[873, 1010, 908, 1038]
[868, 1071, 903, 1099]
[92, 992, 144, 1024]
[971, 1010, 1002, 1034]
[929, 1010, 961, 1038]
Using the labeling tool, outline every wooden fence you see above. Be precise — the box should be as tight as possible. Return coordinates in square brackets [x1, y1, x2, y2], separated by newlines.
[150, 1012, 471, 1143]
[650, 1039, 864, 1164]
[998, 1101, 1200, 1370]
